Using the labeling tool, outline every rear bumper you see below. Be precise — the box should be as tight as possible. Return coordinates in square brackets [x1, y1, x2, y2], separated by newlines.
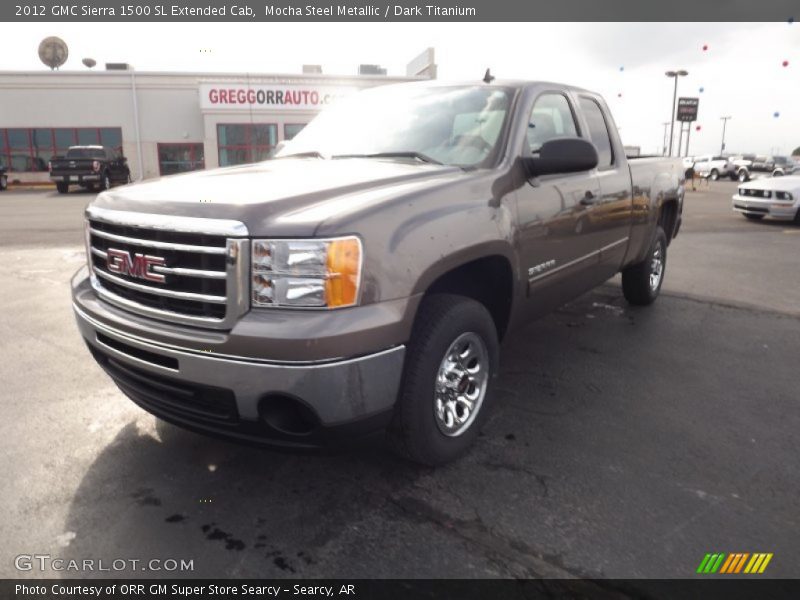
[732, 195, 799, 220]
[51, 173, 100, 183]
[73, 275, 407, 447]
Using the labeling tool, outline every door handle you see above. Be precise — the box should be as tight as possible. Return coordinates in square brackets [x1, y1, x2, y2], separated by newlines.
[580, 191, 599, 206]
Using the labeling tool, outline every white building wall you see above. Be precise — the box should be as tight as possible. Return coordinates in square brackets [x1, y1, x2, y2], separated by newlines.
[0, 70, 423, 184]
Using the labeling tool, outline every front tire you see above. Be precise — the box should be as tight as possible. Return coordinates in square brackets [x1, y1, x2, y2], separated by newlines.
[738, 170, 749, 183]
[102, 172, 111, 191]
[388, 294, 499, 466]
[0, 174, 7, 191]
[710, 169, 719, 181]
[56, 182, 69, 194]
[622, 226, 667, 306]
[744, 213, 764, 221]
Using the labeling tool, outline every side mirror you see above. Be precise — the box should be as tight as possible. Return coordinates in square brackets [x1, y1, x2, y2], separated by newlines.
[523, 137, 599, 177]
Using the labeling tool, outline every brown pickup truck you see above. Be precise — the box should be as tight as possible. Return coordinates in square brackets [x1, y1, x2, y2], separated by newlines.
[72, 79, 684, 465]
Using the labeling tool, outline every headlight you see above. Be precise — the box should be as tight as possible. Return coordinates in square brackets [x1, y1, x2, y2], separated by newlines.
[251, 237, 362, 308]
[775, 191, 793, 201]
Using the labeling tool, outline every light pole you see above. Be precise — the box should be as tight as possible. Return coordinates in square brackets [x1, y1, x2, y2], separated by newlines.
[720, 116, 732, 154]
[665, 70, 688, 157]
[662, 122, 670, 156]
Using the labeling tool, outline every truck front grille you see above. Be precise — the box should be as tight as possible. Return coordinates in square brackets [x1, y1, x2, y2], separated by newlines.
[85, 207, 249, 329]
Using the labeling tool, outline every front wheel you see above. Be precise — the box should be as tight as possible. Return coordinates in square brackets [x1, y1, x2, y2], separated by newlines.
[388, 294, 499, 465]
[710, 169, 720, 181]
[56, 182, 69, 194]
[0, 174, 7, 191]
[622, 226, 667, 306]
[102, 172, 112, 191]
[744, 213, 764, 221]
[738, 170, 749, 182]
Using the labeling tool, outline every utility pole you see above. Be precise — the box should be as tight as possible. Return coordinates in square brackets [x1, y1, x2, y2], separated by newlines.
[720, 116, 732, 154]
[662, 122, 670, 156]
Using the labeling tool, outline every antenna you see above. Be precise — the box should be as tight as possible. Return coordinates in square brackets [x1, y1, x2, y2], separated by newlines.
[38, 36, 68, 70]
[483, 68, 495, 84]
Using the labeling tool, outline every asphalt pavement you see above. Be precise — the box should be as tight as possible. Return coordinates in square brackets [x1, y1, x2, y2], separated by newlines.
[1, 182, 798, 580]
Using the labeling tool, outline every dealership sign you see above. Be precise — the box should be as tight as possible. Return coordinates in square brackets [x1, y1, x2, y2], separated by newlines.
[199, 83, 357, 111]
[677, 97, 700, 122]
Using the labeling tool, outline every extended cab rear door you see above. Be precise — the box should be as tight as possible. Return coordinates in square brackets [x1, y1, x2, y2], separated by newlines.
[574, 94, 634, 280]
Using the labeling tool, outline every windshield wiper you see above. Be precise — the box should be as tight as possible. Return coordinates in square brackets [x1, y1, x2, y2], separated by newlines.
[332, 152, 444, 165]
[275, 151, 326, 159]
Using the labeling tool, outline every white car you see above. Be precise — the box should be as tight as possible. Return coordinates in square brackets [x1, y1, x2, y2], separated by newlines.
[732, 175, 800, 222]
[694, 155, 734, 181]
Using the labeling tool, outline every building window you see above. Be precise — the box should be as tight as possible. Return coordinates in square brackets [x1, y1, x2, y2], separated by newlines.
[284, 123, 306, 141]
[158, 143, 205, 176]
[217, 124, 277, 167]
[0, 127, 123, 172]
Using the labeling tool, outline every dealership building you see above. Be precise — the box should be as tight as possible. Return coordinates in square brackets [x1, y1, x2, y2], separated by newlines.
[0, 50, 436, 184]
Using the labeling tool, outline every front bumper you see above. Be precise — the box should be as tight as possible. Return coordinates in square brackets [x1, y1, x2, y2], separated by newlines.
[72, 269, 408, 447]
[732, 195, 799, 220]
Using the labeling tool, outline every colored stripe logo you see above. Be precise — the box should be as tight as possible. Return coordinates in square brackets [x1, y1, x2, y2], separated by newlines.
[696, 553, 773, 574]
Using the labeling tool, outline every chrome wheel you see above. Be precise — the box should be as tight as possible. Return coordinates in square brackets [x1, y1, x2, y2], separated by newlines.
[649, 243, 664, 292]
[434, 332, 489, 437]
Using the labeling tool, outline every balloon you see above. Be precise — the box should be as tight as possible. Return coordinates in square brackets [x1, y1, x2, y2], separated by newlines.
[695, 125, 702, 131]
[699, 86, 705, 93]
[619, 66, 624, 72]
[617, 92, 622, 97]
[774, 111, 780, 118]
[702, 44, 708, 51]
[782, 60, 789, 67]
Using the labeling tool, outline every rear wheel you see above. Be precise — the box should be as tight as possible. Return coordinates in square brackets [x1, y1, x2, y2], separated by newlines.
[56, 182, 69, 194]
[622, 226, 667, 306]
[738, 170, 749, 182]
[744, 213, 764, 221]
[710, 169, 720, 181]
[388, 294, 499, 465]
[0, 174, 7, 191]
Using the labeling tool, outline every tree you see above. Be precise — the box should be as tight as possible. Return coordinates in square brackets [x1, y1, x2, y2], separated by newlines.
[793, 146, 800, 156]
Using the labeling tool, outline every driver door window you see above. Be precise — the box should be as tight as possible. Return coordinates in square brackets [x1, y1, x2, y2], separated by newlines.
[527, 94, 579, 154]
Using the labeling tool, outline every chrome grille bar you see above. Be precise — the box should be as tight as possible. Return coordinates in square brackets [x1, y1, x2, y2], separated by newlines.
[89, 227, 227, 255]
[93, 268, 227, 304]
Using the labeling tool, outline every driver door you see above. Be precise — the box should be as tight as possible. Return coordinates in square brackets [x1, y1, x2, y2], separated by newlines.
[515, 91, 603, 320]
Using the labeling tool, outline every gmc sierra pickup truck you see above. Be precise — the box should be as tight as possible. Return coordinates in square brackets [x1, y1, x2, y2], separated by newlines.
[72, 80, 684, 465]
[50, 145, 130, 194]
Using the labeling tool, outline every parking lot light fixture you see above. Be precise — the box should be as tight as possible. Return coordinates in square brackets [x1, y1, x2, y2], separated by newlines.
[666, 70, 688, 157]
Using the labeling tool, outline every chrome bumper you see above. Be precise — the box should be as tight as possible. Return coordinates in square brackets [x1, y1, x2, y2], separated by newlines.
[732, 195, 798, 220]
[74, 302, 405, 428]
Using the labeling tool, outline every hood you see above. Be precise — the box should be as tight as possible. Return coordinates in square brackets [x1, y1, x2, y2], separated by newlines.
[740, 175, 800, 192]
[92, 157, 466, 236]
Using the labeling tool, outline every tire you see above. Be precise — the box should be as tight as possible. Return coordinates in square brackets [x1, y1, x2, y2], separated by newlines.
[738, 170, 749, 183]
[744, 213, 764, 221]
[710, 169, 719, 181]
[0, 175, 7, 191]
[101, 172, 111, 190]
[622, 226, 667, 306]
[387, 294, 499, 466]
[56, 182, 69, 194]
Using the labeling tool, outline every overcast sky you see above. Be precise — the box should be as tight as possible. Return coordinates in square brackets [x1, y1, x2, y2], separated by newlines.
[2, 22, 798, 156]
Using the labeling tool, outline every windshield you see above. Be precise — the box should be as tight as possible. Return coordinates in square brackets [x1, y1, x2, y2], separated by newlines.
[276, 85, 514, 167]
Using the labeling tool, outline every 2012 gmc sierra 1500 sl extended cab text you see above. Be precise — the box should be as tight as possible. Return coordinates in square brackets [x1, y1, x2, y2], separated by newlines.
[72, 80, 684, 465]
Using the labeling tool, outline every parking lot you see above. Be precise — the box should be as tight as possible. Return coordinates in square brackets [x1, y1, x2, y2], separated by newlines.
[1, 181, 798, 580]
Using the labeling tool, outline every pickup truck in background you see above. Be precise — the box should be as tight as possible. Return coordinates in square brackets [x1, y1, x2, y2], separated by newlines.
[49, 145, 130, 194]
[734, 155, 798, 182]
[72, 79, 684, 465]
[693, 154, 735, 181]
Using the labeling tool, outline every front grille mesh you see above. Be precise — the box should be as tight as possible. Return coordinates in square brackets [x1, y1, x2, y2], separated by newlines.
[88, 219, 229, 321]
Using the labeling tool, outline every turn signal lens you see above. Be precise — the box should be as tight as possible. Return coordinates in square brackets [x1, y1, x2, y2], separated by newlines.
[325, 238, 362, 308]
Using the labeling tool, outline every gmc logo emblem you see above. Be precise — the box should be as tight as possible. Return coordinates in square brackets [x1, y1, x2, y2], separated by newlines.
[106, 248, 166, 283]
